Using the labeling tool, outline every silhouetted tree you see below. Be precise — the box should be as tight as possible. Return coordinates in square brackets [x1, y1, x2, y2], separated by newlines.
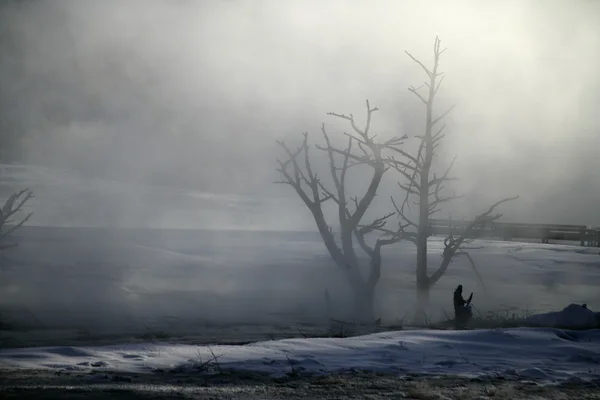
[276, 102, 409, 322]
[388, 38, 518, 322]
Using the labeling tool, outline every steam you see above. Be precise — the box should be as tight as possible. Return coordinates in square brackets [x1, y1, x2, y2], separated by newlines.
[1, 0, 599, 228]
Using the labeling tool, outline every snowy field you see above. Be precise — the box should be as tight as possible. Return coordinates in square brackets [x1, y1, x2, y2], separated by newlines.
[2, 327, 600, 383]
[1, 164, 600, 395]
[0, 226, 599, 388]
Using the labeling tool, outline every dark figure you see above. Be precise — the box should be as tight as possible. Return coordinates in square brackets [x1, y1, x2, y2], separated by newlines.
[453, 285, 473, 328]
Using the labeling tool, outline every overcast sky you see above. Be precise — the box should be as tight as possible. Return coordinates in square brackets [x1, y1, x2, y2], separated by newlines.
[1, 0, 599, 229]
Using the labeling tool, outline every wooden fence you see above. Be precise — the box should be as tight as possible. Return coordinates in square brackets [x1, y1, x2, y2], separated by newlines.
[428, 219, 600, 247]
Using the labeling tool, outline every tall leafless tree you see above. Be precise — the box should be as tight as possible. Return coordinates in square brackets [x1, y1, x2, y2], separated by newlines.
[276, 102, 409, 322]
[0, 188, 33, 250]
[388, 38, 518, 321]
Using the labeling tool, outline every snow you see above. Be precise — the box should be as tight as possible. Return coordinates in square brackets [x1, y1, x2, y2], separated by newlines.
[1, 163, 600, 383]
[1, 328, 599, 382]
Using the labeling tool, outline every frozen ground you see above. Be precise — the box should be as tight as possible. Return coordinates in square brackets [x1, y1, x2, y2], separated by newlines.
[1, 164, 600, 397]
[1, 327, 600, 383]
[1, 327, 600, 399]
[1, 226, 599, 397]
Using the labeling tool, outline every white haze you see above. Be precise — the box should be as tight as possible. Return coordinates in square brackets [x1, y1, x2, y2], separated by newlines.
[1, 0, 600, 334]
[1, 0, 599, 229]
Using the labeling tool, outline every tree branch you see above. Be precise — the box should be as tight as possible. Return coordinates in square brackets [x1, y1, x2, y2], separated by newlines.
[405, 51, 433, 78]
[428, 195, 519, 286]
[0, 188, 34, 249]
[432, 104, 456, 126]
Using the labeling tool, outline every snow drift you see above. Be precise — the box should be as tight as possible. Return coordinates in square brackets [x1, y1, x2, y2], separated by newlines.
[1, 327, 599, 383]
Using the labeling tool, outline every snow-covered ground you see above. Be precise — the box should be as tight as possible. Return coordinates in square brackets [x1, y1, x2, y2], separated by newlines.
[1, 327, 599, 383]
[1, 228, 599, 384]
[1, 163, 600, 384]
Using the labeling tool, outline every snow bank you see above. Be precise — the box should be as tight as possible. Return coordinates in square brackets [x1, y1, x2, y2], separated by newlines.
[525, 304, 600, 330]
[1, 328, 599, 382]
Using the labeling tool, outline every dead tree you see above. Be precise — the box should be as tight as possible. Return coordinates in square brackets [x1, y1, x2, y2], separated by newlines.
[387, 38, 518, 321]
[0, 188, 33, 250]
[276, 101, 409, 322]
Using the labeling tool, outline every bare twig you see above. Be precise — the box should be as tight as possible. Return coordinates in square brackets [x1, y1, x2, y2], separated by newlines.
[208, 347, 224, 374]
[429, 195, 518, 286]
[0, 188, 34, 249]
[456, 251, 486, 289]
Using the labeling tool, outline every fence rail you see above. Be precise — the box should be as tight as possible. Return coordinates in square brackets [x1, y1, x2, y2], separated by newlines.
[428, 219, 600, 247]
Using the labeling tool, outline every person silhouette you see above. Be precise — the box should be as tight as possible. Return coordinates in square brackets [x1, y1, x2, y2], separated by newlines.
[453, 284, 473, 328]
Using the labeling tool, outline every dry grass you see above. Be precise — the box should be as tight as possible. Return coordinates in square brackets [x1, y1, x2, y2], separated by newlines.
[2, 369, 599, 399]
[414, 307, 543, 331]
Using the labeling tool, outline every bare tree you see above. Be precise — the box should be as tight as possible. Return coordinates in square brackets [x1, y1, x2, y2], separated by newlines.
[388, 38, 518, 321]
[0, 188, 33, 250]
[276, 101, 409, 322]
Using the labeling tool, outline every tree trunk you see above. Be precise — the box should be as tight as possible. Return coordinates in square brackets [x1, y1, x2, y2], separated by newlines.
[345, 267, 376, 323]
[414, 282, 430, 325]
[414, 227, 429, 323]
[353, 289, 375, 323]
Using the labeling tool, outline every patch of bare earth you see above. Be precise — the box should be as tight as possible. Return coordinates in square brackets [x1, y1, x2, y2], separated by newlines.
[1, 369, 599, 399]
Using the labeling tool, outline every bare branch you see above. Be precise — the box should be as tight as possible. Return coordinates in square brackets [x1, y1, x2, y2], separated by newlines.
[276, 138, 315, 207]
[388, 160, 421, 189]
[339, 136, 353, 192]
[405, 51, 433, 77]
[0, 189, 34, 249]
[317, 181, 339, 205]
[432, 124, 446, 142]
[391, 195, 418, 228]
[327, 99, 379, 143]
[428, 195, 519, 286]
[429, 156, 458, 187]
[388, 147, 421, 167]
[476, 195, 520, 220]
[343, 131, 367, 146]
[387, 156, 419, 172]
[320, 124, 342, 189]
[398, 182, 420, 196]
[456, 251, 486, 289]
[357, 212, 396, 236]
[0, 189, 34, 224]
[316, 144, 375, 167]
[408, 86, 428, 104]
[434, 74, 445, 95]
[432, 104, 456, 126]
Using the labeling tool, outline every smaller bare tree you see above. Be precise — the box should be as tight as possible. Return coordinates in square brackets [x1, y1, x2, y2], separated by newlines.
[0, 188, 33, 250]
[276, 101, 409, 322]
[388, 37, 518, 321]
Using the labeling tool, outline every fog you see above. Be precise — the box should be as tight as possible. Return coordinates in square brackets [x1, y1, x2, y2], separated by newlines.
[1, 1, 600, 338]
[1, 0, 599, 229]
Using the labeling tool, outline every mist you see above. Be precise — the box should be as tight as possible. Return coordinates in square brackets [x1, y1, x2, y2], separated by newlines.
[1, 0, 600, 345]
[1, 0, 599, 229]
